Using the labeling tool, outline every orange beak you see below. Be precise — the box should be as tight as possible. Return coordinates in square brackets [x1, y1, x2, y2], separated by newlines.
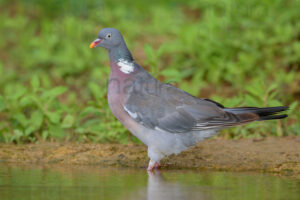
[89, 39, 102, 48]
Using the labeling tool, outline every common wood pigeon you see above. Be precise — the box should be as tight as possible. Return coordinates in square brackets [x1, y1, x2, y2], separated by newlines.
[90, 28, 288, 171]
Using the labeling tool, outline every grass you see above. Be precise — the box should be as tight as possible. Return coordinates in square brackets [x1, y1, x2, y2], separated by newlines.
[0, 0, 299, 143]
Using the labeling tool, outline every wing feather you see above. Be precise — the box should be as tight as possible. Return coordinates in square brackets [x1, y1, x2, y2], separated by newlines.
[124, 73, 257, 133]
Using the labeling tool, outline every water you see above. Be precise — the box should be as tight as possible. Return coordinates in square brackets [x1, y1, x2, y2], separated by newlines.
[0, 165, 299, 200]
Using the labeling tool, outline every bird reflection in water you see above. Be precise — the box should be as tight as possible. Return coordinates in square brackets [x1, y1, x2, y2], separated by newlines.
[127, 170, 209, 200]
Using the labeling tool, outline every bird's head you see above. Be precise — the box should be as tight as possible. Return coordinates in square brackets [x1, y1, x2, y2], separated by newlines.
[90, 28, 124, 50]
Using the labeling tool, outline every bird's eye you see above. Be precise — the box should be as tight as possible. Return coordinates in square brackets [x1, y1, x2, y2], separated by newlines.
[106, 33, 112, 39]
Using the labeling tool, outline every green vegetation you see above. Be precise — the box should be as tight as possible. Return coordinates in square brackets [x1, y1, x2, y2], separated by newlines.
[0, 0, 299, 143]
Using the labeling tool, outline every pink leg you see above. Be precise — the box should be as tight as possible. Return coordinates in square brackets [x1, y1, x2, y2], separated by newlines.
[147, 160, 159, 171]
[147, 161, 168, 171]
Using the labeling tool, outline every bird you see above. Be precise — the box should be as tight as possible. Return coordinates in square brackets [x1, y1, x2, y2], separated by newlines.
[90, 28, 288, 171]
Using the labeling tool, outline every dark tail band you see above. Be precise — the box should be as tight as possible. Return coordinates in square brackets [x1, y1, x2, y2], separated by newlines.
[224, 106, 289, 121]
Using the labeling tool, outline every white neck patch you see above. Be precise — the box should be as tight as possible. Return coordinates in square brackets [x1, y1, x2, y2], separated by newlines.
[117, 58, 135, 74]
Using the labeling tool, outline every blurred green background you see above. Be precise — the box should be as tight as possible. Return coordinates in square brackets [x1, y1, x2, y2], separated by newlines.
[0, 0, 299, 143]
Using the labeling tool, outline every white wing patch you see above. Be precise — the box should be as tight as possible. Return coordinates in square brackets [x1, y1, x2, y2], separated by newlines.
[117, 59, 135, 74]
[124, 106, 138, 119]
[154, 126, 168, 133]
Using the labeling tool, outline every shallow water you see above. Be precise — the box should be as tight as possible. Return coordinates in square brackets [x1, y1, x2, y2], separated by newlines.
[0, 165, 299, 200]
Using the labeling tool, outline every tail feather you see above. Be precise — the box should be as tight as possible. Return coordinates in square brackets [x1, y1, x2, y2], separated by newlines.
[257, 114, 288, 121]
[224, 106, 289, 121]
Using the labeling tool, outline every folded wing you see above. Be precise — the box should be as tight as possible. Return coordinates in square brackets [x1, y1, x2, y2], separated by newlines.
[124, 77, 258, 133]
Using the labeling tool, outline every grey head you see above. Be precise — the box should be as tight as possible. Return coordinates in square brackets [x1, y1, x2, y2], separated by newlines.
[90, 28, 123, 50]
[90, 28, 133, 61]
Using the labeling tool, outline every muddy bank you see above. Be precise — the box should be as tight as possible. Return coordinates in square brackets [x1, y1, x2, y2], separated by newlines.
[0, 137, 299, 175]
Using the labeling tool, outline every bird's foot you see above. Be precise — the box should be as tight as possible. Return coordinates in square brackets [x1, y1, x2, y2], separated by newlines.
[147, 161, 167, 171]
[147, 163, 156, 171]
[147, 160, 161, 171]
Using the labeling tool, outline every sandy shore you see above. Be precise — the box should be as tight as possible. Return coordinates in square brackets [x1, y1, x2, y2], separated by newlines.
[0, 136, 299, 175]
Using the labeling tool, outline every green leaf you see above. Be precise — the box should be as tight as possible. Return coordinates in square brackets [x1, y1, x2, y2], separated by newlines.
[144, 44, 155, 62]
[246, 85, 262, 98]
[244, 94, 260, 106]
[19, 95, 34, 107]
[49, 125, 65, 139]
[31, 75, 40, 91]
[288, 101, 298, 114]
[161, 68, 183, 82]
[79, 106, 101, 117]
[88, 82, 102, 100]
[0, 95, 6, 112]
[46, 112, 61, 124]
[42, 86, 67, 100]
[30, 110, 43, 129]
[6, 85, 27, 100]
[42, 130, 49, 140]
[13, 113, 28, 127]
[266, 83, 278, 94]
[13, 129, 24, 141]
[62, 114, 74, 128]
[25, 126, 35, 136]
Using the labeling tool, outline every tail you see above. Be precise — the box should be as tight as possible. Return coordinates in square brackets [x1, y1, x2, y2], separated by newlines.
[224, 106, 289, 121]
